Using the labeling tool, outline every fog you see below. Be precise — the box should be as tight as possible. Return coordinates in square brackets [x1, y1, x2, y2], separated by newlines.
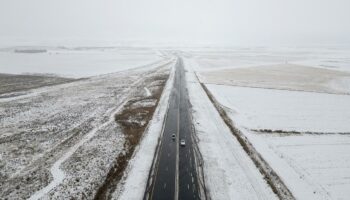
[0, 0, 349, 46]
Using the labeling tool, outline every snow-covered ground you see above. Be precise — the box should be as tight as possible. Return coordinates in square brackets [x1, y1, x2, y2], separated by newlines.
[2, 46, 350, 199]
[206, 85, 350, 133]
[183, 58, 278, 200]
[0, 46, 162, 77]
[199, 64, 350, 95]
[243, 131, 350, 200]
[205, 84, 350, 199]
[188, 46, 350, 73]
[190, 47, 350, 200]
[0, 58, 172, 199]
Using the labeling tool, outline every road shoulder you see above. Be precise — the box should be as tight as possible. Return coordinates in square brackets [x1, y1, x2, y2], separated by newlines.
[112, 60, 176, 200]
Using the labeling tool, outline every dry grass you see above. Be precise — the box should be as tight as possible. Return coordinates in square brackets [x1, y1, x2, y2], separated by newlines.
[94, 74, 168, 200]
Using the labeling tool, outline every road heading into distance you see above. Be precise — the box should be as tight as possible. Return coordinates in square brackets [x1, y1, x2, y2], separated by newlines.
[145, 57, 201, 200]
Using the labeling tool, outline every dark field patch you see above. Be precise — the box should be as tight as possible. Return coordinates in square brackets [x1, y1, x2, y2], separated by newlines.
[0, 73, 76, 96]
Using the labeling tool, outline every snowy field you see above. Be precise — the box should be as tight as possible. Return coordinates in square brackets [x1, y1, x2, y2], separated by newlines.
[189, 46, 350, 73]
[0, 46, 162, 77]
[205, 84, 350, 199]
[243, 131, 350, 200]
[200, 64, 350, 95]
[206, 85, 350, 133]
[190, 47, 350, 200]
[0, 57, 172, 199]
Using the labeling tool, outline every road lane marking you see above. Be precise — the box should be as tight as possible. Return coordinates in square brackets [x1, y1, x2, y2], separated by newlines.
[175, 60, 180, 200]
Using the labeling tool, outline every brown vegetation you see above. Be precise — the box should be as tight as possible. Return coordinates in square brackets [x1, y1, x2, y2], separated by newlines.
[94, 73, 168, 200]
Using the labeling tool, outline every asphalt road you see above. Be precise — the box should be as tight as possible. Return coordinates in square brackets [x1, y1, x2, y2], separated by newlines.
[147, 58, 200, 200]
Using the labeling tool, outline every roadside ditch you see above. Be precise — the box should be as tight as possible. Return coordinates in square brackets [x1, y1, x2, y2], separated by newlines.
[197, 76, 295, 200]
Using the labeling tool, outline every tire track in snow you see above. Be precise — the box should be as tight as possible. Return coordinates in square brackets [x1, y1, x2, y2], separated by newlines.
[28, 75, 151, 200]
[28, 98, 129, 200]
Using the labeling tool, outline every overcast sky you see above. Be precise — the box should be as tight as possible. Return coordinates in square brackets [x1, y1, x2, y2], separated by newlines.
[0, 0, 349, 46]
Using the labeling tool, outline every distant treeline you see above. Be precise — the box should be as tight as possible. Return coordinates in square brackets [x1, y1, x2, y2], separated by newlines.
[14, 49, 47, 53]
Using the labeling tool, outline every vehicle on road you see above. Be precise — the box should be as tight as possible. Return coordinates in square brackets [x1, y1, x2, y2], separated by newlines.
[180, 139, 186, 146]
[172, 134, 176, 140]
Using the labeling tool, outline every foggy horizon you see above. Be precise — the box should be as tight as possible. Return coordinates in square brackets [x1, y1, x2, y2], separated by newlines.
[1, 0, 349, 47]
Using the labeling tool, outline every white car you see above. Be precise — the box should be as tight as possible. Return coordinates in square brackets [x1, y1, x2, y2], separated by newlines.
[180, 139, 186, 146]
[171, 134, 176, 140]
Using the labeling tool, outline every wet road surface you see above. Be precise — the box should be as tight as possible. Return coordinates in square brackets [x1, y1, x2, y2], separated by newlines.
[146, 58, 200, 200]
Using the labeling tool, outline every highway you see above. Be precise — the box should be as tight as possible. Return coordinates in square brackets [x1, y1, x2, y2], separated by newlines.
[145, 57, 201, 200]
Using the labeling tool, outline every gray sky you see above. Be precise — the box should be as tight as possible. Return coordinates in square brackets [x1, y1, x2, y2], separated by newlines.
[0, 0, 349, 46]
